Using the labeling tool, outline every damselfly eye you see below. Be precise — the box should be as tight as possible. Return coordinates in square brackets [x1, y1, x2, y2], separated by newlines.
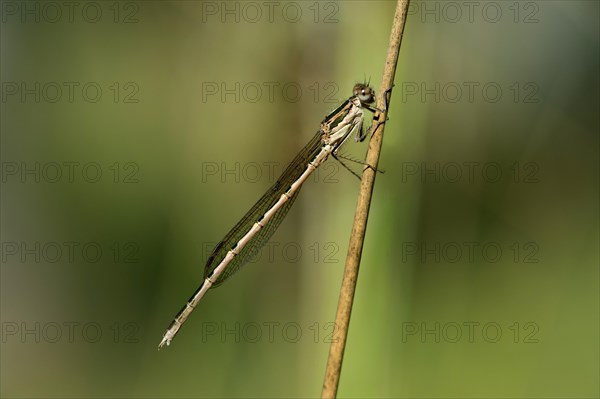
[353, 83, 375, 104]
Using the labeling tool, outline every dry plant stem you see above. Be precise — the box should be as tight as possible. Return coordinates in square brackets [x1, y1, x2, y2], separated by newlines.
[320, 1, 411, 398]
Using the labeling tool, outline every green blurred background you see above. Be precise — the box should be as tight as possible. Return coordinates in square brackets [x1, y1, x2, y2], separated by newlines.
[1, 1, 598, 398]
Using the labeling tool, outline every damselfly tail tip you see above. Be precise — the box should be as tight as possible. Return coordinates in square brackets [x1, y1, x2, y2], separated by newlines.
[158, 335, 171, 350]
[158, 328, 177, 350]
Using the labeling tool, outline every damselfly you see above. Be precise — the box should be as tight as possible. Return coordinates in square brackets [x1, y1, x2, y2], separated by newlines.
[159, 83, 380, 349]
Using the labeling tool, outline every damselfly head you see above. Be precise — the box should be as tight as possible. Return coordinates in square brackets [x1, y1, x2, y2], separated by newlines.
[353, 83, 375, 104]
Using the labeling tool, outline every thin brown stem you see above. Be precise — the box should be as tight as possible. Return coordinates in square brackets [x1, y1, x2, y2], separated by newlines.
[321, 1, 411, 398]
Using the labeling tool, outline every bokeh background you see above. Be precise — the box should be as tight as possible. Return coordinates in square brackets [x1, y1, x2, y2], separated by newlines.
[1, 1, 598, 398]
